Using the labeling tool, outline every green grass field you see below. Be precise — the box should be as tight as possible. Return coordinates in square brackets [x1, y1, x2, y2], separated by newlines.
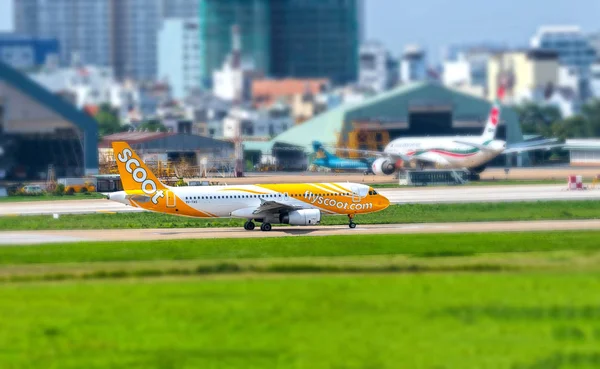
[2, 232, 600, 368]
[1, 200, 600, 231]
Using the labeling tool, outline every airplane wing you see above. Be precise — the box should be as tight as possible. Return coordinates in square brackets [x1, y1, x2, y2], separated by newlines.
[253, 199, 302, 215]
[412, 151, 452, 166]
[503, 139, 564, 154]
[452, 140, 495, 152]
[332, 147, 412, 162]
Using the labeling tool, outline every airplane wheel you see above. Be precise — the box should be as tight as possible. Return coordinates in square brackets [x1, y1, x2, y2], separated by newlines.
[260, 223, 272, 232]
[244, 221, 255, 231]
[349, 222, 357, 229]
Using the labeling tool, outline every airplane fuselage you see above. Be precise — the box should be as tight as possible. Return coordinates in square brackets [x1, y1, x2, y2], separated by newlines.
[384, 137, 506, 169]
[109, 182, 389, 219]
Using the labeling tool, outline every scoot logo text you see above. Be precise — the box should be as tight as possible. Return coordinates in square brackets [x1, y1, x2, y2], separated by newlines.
[304, 191, 373, 211]
[118, 149, 165, 204]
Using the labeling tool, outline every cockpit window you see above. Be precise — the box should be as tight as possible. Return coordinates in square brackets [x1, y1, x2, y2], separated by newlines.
[368, 190, 378, 195]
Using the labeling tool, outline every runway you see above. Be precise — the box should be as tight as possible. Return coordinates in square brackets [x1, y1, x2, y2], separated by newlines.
[1, 185, 600, 216]
[2, 219, 600, 245]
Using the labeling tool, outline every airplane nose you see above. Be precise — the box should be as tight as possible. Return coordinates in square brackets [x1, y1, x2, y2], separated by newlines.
[380, 196, 391, 209]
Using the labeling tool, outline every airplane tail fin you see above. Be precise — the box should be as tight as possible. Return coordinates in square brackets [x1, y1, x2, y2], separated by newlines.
[481, 85, 505, 141]
[112, 141, 167, 194]
[312, 141, 336, 160]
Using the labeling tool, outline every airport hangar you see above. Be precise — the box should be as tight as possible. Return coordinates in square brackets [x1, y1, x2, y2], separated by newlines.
[0, 61, 98, 182]
[254, 82, 528, 169]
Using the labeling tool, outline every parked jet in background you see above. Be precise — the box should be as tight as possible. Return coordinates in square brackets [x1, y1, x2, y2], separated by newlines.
[311, 141, 374, 174]
[108, 142, 390, 231]
[338, 87, 561, 175]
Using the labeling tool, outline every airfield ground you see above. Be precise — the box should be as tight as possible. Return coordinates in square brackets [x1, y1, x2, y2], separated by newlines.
[1, 232, 600, 368]
[1, 174, 600, 368]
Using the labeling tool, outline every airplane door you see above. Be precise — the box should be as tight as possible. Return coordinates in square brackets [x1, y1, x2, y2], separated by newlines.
[351, 185, 361, 203]
[166, 190, 176, 208]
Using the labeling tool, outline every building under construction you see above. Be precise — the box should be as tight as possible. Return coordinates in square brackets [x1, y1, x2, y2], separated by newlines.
[0, 61, 98, 182]
[99, 132, 235, 179]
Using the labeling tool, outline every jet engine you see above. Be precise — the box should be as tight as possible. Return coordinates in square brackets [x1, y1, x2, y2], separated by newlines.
[279, 209, 321, 225]
[371, 158, 396, 175]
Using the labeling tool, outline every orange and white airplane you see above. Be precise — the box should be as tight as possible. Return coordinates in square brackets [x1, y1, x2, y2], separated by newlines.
[107, 142, 390, 231]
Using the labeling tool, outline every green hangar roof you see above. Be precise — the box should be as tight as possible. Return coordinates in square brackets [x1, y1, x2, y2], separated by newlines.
[272, 82, 523, 151]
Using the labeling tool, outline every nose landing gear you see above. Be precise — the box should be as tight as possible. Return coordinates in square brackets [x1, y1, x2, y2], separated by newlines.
[348, 214, 357, 229]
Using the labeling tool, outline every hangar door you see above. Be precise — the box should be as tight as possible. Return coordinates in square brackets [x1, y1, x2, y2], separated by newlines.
[407, 104, 453, 136]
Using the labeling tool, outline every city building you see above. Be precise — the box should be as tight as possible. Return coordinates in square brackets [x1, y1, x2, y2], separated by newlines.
[212, 25, 262, 102]
[199, 0, 361, 87]
[252, 78, 329, 106]
[400, 45, 427, 84]
[251, 78, 329, 123]
[14, 0, 161, 81]
[269, 0, 360, 84]
[199, 0, 270, 88]
[442, 46, 504, 99]
[14, 0, 112, 67]
[111, 0, 162, 81]
[487, 50, 559, 103]
[0, 33, 59, 71]
[0, 61, 98, 180]
[222, 105, 292, 140]
[358, 42, 399, 93]
[564, 139, 600, 166]
[592, 61, 600, 98]
[531, 26, 597, 99]
[158, 19, 201, 100]
[161, 0, 200, 18]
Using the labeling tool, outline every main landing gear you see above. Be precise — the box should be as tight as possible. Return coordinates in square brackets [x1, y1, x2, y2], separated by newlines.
[244, 220, 272, 232]
[348, 214, 357, 229]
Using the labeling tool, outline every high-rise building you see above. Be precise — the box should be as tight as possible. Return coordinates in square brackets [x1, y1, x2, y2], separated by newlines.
[111, 0, 162, 81]
[199, 0, 270, 88]
[0, 34, 60, 71]
[13, 0, 39, 37]
[14, 0, 112, 67]
[162, 0, 200, 18]
[358, 42, 398, 93]
[400, 45, 427, 84]
[531, 26, 597, 100]
[269, 0, 360, 84]
[158, 19, 201, 99]
[13, 0, 161, 81]
[199, 0, 360, 87]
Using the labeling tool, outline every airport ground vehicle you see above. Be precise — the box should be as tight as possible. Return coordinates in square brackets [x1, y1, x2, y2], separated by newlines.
[107, 142, 390, 230]
[58, 178, 96, 194]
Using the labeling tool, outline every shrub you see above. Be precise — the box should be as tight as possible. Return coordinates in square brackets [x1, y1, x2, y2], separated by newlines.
[53, 184, 65, 196]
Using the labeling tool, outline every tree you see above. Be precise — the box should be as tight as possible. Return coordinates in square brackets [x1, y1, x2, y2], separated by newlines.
[138, 119, 168, 133]
[95, 103, 122, 137]
[581, 99, 600, 137]
[514, 103, 562, 137]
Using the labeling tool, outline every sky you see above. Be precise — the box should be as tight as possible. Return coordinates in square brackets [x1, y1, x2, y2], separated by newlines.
[0, 0, 598, 61]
